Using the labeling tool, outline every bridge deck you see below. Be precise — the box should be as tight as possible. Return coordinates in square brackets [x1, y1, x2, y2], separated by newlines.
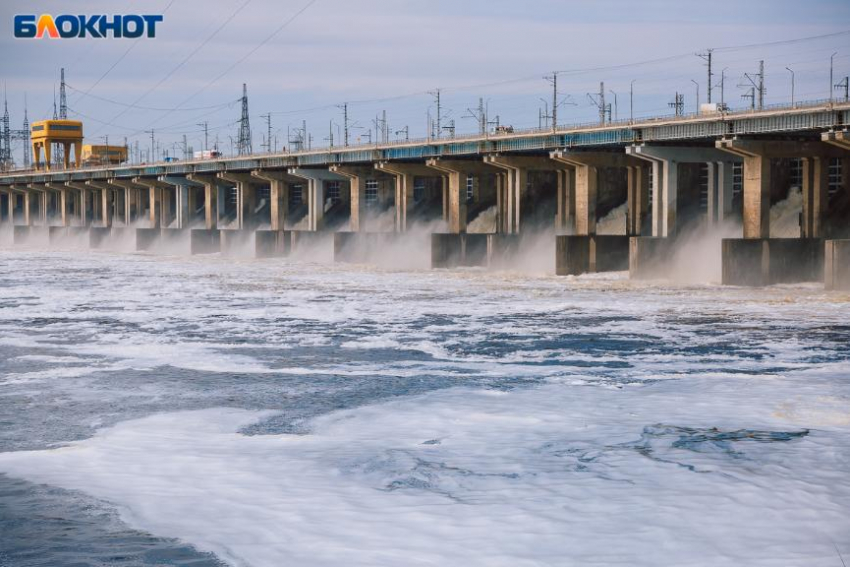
[2, 99, 849, 185]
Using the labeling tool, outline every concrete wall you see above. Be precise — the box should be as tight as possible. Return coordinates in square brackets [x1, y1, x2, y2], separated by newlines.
[722, 238, 823, 286]
[556, 235, 629, 275]
[825, 239, 850, 291]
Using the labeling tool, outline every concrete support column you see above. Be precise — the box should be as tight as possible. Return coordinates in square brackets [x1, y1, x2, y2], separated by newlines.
[628, 145, 739, 237]
[252, 170, 299, 231]
[218, 172, 258, 230]
[717, 140, 834, 239]
[160, 176, 203, 229]
[425, 159, 498, 234]
[551, 151, 639, 236]
[712, 160, 736, 224]
[424, 161, 466, 233]
[86, 181, 114, 228]
[329, 166, 374, 232]
[554, 168, 575, 234]
[287, 168, 347, 232]
[483, 155, 560, 234]
[59, 186, 69, 227]
[45, 182, 70, 227]
[134, 178, 172, 229]
[187, 174, 219, 230]
[743, 154, 770, 239]
[484, 159, 523, 233]
[374, 162, 436, 232]
[15, 187, 31, 226]
[27, 185, 50, 226]
[109, 179, 147, 226]
[704, 162, 737, 226]
[65, 182, 92, 227]
[801, 156, 829, 238]
[716, 141, 773, 238]
[626, 150, 677, 237]
[626, 165, 650, 236]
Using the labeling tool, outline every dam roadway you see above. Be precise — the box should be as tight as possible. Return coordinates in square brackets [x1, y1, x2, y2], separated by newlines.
[1, 98, 849, 289]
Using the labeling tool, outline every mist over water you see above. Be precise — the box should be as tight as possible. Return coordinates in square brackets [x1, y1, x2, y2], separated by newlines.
[0, 246, 849, 567]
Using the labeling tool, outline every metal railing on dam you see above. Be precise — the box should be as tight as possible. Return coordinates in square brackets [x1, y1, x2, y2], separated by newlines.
[2, 98, 849, 185]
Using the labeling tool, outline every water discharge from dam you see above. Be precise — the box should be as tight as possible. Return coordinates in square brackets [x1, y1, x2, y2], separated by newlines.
[0, 245, 848, 566]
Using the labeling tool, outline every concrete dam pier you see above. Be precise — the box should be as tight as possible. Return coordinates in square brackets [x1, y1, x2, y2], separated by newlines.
[1, 101, 849, 290]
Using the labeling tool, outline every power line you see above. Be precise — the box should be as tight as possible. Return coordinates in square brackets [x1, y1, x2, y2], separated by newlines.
[713, 29, 850, 53]
[66, 84, 239, 112]
[70, 0, 177, 104]
[249, 29, 850, 127]
[89, 0, 254, 137]
[140, 0, 318, 134]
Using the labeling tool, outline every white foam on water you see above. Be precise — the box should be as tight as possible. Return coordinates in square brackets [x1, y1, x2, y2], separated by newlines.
[770, 186, 803, 238]
[596, 202, 627, 235]
[467, 205, 497, 233]
[1, 373, 848, 567]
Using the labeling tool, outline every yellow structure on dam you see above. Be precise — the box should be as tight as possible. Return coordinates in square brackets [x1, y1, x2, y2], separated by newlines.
[31, 119, 83, 170]
[81, 144, 127, 166]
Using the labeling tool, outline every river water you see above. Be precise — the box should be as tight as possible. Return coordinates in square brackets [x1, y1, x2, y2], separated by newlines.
[0, 247, 848, 566]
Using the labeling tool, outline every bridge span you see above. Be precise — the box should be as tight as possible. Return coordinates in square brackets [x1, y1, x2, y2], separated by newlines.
[1, 99, 849, 289]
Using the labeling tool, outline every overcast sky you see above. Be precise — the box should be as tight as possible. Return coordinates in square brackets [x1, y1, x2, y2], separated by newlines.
[1, 0, 849, 161]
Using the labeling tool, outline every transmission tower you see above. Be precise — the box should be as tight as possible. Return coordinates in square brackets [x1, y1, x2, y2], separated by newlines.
[237, 83, 252, 155]
[669, 92, 684, 116]
[0, 94, 10, 169]
[9, 95, 31, 168]
[59, 68, 68, 119]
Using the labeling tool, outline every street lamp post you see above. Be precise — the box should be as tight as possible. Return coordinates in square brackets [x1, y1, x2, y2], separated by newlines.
[831, 52, 838, 103]
[609, 90, 618, 122]
[785, 67, 795, 106]
[630, 80, 636, 123]
[538, 97, 549, 129]
[691, 79, 700, 113]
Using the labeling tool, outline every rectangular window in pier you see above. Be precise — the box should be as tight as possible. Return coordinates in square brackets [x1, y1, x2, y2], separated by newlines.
[699, 164, 709, 211]
[828, 158, 842, 196]
[365, 179, 378, 205]
[466, 175, 474, 202]
[326, 181, 341, 204]
[732, 162, 743, 198]
[648, 170, 653, 208]
[790, 158, 803, 188]
[290, 184, 303, 205]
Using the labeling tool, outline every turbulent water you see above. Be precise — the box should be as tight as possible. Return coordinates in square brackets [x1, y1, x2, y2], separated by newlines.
[0, 246, 849, 567]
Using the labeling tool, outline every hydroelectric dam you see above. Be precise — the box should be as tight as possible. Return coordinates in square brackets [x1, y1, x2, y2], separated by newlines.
[2, 99, 850, 288]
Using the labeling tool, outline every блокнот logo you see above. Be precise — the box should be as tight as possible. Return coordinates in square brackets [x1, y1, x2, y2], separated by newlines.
[14, 14, 163, 38]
